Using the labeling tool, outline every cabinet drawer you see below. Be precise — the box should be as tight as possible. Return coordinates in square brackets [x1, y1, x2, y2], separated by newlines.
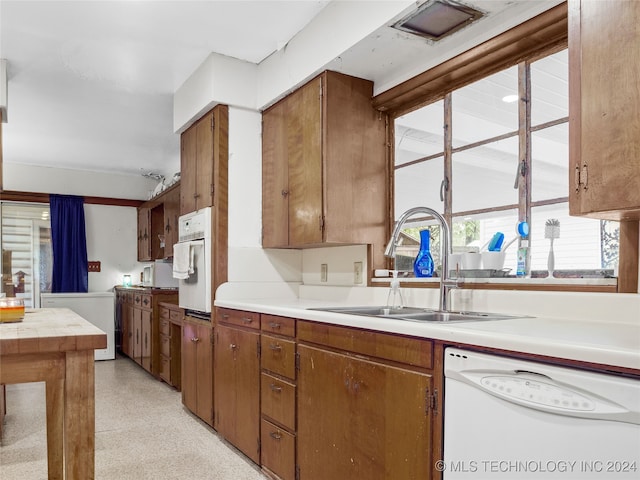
[297, 320, 433, 369]
[159, 306, 170, 320]
[140, 294, 152, 311]
[160, 355, 170, 383]
[159, 318, 170, 336]
[261, 373, 295, 431]
[217, 307, 260, 330]
[261, 336, 295, 379]
[261, 419, 295, 480]
[169, 309, 183, 323]
[160, 335, 171, 357]
[261, 314, 295, 338]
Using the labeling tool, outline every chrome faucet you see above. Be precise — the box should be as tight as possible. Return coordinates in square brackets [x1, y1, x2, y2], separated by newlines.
[384, 206, 456, 312]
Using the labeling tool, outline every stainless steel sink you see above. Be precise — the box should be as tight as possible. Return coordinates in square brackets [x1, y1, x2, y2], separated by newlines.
[308, 306, 525, 323]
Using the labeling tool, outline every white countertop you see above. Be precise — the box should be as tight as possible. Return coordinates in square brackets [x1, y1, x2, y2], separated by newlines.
[215, 296, 640, 372]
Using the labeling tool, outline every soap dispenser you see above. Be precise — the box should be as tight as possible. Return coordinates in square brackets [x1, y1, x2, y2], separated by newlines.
[414, 229, 435, 278]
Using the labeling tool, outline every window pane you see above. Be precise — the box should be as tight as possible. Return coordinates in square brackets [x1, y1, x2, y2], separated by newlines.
[531, 49, 568, 126]
[531, 122, 568, 202]
[1, 202, 53, 308]
[452, 136, 519, 213]
[452, 66, 518, 147]
[395, 100, 444, 166]
[530, 203, 618, 272]
[452, 209, 519, 272]
[394, 158, 445, 218]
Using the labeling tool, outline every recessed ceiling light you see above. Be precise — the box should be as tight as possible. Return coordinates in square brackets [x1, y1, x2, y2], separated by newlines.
[502, 94, 519, 103]
[392, 0, 484, 41]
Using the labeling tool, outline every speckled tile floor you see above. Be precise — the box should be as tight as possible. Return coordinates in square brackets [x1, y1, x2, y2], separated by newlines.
[0, 356, 268, 479]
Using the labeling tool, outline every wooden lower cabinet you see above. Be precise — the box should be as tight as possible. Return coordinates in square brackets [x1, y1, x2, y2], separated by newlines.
[182, 316, 214, 426]
[296, 320, 440, 480]
[115, 287, 178, 378]
[158, 302, 183, 390]
[214, 322, 261, 464]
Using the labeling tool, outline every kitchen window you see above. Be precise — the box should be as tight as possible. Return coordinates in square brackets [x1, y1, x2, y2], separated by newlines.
[391, 47, 619, 281]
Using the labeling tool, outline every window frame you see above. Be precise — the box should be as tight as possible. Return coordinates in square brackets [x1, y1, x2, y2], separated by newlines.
[375, 3, 630, 293]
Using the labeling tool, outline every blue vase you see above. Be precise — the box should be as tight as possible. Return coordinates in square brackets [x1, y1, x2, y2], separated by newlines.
[414, 229, 435, 278]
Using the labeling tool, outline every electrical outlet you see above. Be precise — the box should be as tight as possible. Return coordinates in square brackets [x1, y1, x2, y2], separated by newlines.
[320, 263, 328, 282]
[354, 261, 363, 284]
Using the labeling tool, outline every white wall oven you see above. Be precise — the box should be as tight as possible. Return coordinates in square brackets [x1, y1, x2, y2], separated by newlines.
[175, 207, 212, 317]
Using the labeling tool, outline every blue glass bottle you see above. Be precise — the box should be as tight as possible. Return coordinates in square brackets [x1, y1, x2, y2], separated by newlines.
[414, 229, 435, 278]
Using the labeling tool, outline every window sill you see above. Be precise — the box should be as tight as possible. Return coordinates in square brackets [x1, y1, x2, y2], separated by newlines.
[372, 276, 618, 293]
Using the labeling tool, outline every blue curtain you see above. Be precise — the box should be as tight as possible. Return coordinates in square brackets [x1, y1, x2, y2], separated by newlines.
[50, 194, 88, 293]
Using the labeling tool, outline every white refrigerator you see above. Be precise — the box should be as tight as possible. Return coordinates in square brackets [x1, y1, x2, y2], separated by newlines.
[40, 292, 115, 360]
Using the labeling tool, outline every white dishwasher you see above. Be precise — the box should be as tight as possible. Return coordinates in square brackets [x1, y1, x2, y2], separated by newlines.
[443, 347, 640, 479]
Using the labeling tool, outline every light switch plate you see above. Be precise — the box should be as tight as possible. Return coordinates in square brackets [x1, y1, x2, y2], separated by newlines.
[321, 263, 328, 282]
[354, 261, 363, 284]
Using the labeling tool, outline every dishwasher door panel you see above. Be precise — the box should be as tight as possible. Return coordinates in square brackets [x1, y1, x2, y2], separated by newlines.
[443, 348, 640, 479]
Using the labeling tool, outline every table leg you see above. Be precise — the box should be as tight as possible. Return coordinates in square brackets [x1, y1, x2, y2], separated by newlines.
[64, 350, 95, 480]
[45, 375, 64, 480]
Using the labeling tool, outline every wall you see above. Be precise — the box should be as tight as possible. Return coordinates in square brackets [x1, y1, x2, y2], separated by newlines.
[84, 204, 139, 292]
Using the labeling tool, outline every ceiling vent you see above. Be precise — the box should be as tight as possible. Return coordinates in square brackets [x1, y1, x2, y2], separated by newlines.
[392, 0, 484, 42]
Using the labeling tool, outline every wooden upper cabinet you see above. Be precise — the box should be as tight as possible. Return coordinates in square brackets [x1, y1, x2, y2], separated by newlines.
[180, 105, 229, 216]
[162, 186, 180, 257]
[262, 70, 389, 270]
[137, 207, 151, 261]
[568, 0, 640, 220]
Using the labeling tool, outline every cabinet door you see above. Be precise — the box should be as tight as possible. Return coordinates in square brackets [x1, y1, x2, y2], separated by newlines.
[195, 111, 214, 210]
[181, 125, 198, 215]
[195, 323, 213, 426]
[121, 305, 131, 358]
[569, 0, 640, 218]
[262, 96, 290, 248]
[297, 344, 433, 480]
[286, 77, 323, 246]
[181, 320, 198, 415]
[141, 309, 152, 372]
[163, 188, 180, 257]
[132, 308, 142, 364]
[214, 324, 260, 464]
[137, 207, 151, 261]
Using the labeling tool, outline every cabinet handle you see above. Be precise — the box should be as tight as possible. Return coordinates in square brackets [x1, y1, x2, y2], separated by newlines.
[145, 332, 148, 348]
[222, 314, 229, 319]
[269, 431, 282, 441]
[191, 337, 199, 343]
[165, 224, 170, 232]
[269, 383, 282, 393]
[230, 343, 237, 350]
[268, 321, 281, 330]
[574, 165, 581, 193]
[581, 163, 588, 191]
[269, 343, 282, 352]
[241, 317, 253, 324]
[136, 330, 139, 344]
[281, 190, 289, 197]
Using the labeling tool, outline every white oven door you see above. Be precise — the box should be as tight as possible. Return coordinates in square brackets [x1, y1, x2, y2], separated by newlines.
[178, 240, 211, 313]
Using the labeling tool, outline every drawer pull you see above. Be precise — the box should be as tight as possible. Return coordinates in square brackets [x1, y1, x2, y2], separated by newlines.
[230, 343, 237, 350]
[269, 343, 282, 352]
[191, 337, 199, 343]
[269, 383, 282, 393]
[241, 317, 253, 324]
[222, 314, 229, 319]
[268, 321, 281, 329]
[269, 431, 282, 441]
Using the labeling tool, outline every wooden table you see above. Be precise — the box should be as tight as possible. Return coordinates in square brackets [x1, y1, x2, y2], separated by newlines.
[0, 308, 107, 480]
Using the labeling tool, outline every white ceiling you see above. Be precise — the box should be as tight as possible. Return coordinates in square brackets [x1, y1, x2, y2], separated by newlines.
[0, 0, 562, 181]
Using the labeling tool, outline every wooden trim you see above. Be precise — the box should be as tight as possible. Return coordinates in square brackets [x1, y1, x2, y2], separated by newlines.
[0, 190, 144, 207]
[373, 3, 568, 115]
[618, 220, 639, 293]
